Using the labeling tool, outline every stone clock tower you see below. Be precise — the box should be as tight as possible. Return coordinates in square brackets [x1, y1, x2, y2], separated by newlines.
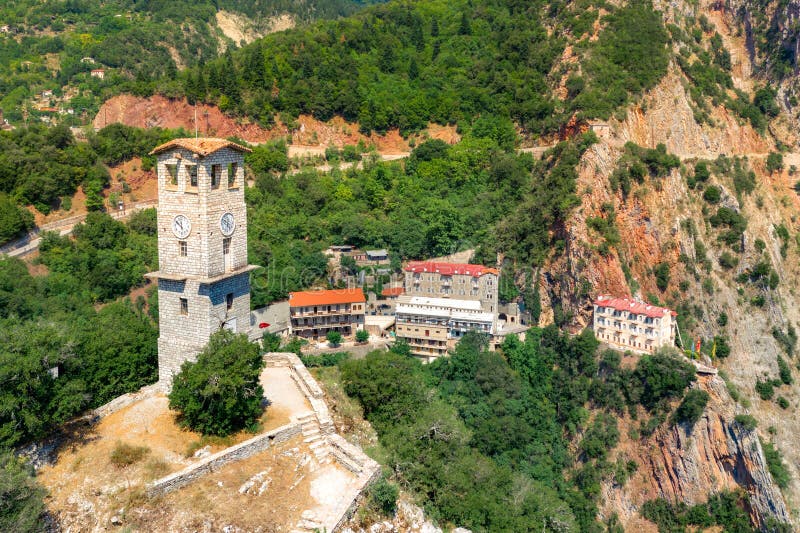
[146, 138, 257, 389]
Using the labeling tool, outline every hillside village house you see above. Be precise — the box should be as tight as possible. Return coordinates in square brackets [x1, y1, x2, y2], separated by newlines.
[592, 295, 677, 354]
[288, 288, 366, 341]
[396, 261, 527, 360]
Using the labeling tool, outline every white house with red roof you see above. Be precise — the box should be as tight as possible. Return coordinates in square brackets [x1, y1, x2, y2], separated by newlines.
[593, 295, 677, 354]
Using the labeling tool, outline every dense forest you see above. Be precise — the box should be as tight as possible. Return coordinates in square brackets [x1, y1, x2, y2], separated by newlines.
[0, 0, 383, 122]
[0, 209, 158, 449]
[337, 332, 769, 532]
[171, 0, 669, 134]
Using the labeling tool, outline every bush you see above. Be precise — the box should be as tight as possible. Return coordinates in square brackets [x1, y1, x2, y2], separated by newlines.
[755, 379, 775, 400]
[110, 441, 150, 467]
[766, 152, 784, 174]
[369, 476, 399, 516]
[718, 251, 737, 269]
[326, 330, 343, 346]
[703, 185, 721, 203]
[169, 330, 265, 436]
[654, 262, 670, 292]
[762, 440, 790, 489]
[777, 396, 790, 409]
[633, 350, 697, 411]
[672, 389, 709, 426]
[0, 453, 47, 532]
[299, 352, 350, 367]
[356, 329, 370, 343]
[734, 414, 757, 431]
[777, 356, 793, 385]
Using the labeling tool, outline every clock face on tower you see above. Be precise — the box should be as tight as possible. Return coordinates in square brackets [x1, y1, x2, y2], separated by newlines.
[172, 215, 191, 239]
[220, 212, 235, 236]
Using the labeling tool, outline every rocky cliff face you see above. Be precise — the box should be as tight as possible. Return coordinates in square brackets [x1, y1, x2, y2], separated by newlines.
[601, 375, 790, 529]
[538, 0, 800, 527]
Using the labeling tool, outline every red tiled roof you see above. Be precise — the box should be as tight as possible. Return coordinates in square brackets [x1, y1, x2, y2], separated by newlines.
[404, 261, 498, 277]
[381, 287, 404, 297]
[149, 137, 252, 156]
[594, 295, 677, 318]
[289, 288, 365, 307]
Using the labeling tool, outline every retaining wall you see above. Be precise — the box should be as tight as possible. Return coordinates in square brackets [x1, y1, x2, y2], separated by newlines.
[146, 422, 301, 498]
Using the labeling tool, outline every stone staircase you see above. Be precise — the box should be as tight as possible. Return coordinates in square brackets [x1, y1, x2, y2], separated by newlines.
[297, 411, 329, 463]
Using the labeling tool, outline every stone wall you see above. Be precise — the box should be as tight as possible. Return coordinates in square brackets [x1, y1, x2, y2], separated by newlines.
[147, 352, 381, 533]
[146, 422, 301, 498]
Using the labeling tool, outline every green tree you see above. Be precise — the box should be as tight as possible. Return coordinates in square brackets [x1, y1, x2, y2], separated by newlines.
[0, 453, 47, 533]
[169, 330, 265, 436]
[356, 329, 370, 343]
[326, 330, 343, 346]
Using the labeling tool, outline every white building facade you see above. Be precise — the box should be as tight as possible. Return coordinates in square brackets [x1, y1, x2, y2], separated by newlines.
[592, 295, 677, 354]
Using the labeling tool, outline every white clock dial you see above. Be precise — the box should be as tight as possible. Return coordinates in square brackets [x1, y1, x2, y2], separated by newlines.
[220, 212, 235, 236]
[172, 215, 191, 239]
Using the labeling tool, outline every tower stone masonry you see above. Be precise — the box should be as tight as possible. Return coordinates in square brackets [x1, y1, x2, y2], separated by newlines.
[146, 138, 258, 390]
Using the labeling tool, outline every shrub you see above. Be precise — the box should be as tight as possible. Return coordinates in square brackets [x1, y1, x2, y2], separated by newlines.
[734, 414, 757, 431]
[110, 441, 150, 467]
[703, 185, 721, 203]
[326, 330, 343, 346]
[654, 262, 670, 291]
[762, 440, 790, 489]
[169, 330, 265, 436]
[369, 476, 399, 516]
[299, 352, 350, 367]
[718, 252, 737, 269]
[633, 350, 697, 411]
[777, 396, 790, 409]
[356, 329, 370, 343]
[717, 312, 728, 327]
[777, 356, 793, 385]
[0, 452, 47, 533]
[766, 152, 784, 174]
[755, 379, 775, 400]
[671, 389, 709, 426]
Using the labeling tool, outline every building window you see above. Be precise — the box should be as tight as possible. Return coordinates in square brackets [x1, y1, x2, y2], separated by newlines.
[223, 237, 231, 255]
[178, 240, 187, 257]
[226, 292, 234, 310]
[227, 162, 238, 187]
[211, 164, 221, 188]
[165, 163, 179, 187]
[186, 165, 198, 188]
[179, 298, 188, 316]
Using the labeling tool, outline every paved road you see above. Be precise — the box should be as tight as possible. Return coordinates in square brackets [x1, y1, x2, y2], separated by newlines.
[0, 200, 157, 258]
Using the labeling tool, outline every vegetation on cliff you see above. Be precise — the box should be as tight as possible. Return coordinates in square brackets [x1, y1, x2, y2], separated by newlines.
[176, 0, 670, 135]
[340, 331, 701, 531]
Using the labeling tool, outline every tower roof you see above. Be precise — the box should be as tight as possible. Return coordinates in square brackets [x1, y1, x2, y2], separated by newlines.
[149, 137, 252, 157]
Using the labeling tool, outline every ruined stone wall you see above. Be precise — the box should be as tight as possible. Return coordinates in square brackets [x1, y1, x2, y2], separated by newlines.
[146, 422, 302, 498]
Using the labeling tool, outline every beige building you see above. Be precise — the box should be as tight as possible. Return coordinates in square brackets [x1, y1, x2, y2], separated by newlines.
[395, 296, 496, 361]
[289, 288, 366, 341]
[593, 295, 677, 354]
[403, 261, 499, 312]
[146, 138, 256, 389]
[396, 261, 526, 360]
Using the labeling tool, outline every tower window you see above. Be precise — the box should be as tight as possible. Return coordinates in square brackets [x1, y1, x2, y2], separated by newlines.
[187, 165, 198, 188]
[165, 163, 179, 187]
[178, 240, 187, 257]
[179, 298, 188, 316]
[223, 237, 231, 255]
[211, 164, 221, 188]
[226, 292, 234, 310]
[227, 162, 238, 187]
